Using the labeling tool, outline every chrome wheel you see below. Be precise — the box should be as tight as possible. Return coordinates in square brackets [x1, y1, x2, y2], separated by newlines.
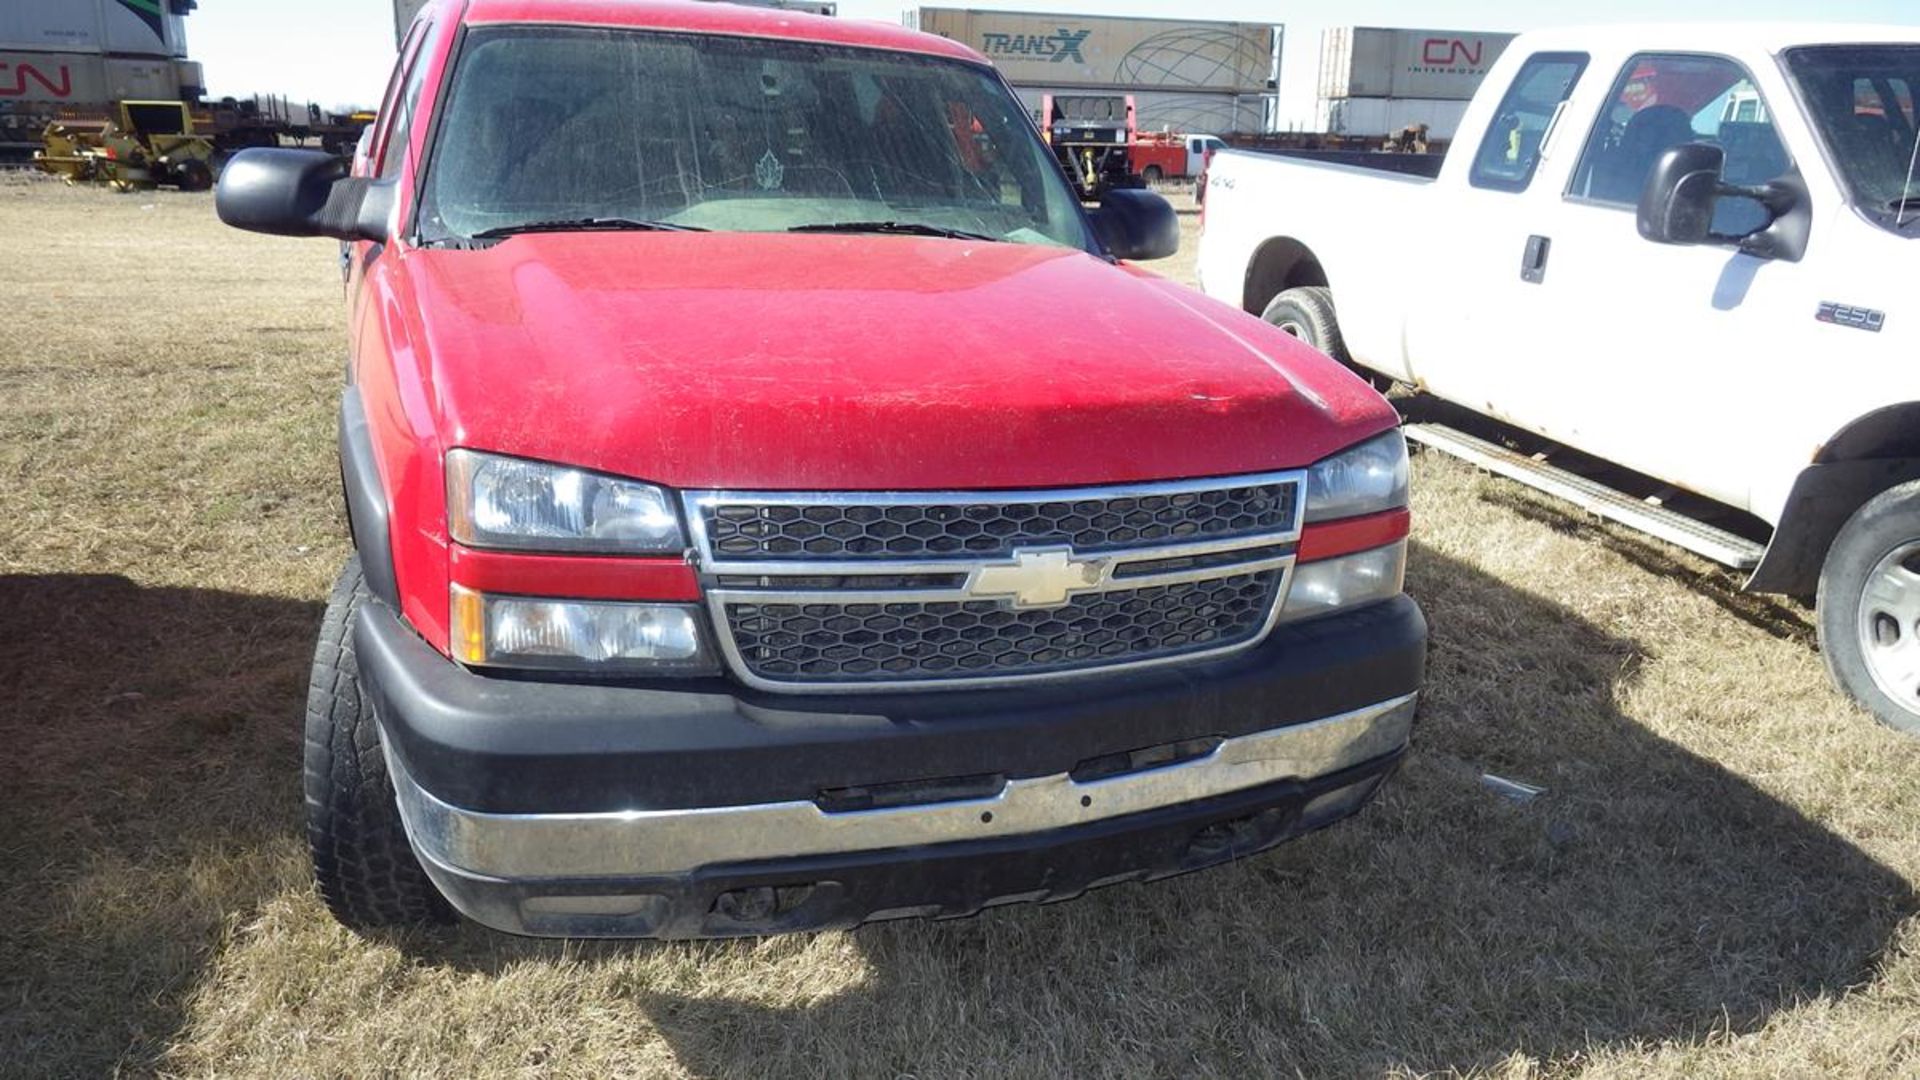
[1274, 320, 1307, 339]
[1858, 539, 1920, 718]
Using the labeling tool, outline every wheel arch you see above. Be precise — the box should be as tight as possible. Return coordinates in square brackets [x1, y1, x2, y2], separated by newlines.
[1242, 236, 1328, 316]
[1747, 402, 1920, 596]
[339, 388, 403, 610]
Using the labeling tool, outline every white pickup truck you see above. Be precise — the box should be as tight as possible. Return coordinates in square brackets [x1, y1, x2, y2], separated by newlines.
[1198, 24, 1920, 733]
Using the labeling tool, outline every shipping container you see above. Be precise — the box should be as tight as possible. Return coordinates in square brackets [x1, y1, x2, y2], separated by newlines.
[0, 0, 188, 58]
[1317, 96, 1471, 141]
[912, 8, 1275, 94]
[1318, 26, 1512, 102]
[1013, 86, 1253, 136]
[393, 0, 430, 45]
[1011, 85, 1264, 137]
[1, 0, 195, 149]
[736, 0, 839, 14]
[0, 49, 198, 149]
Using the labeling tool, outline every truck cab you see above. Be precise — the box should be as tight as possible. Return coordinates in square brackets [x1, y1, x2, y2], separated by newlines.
[1187, 133, 1227, 175]
[1198, 24, 1920, 734]
[217, 0, 1425, 939]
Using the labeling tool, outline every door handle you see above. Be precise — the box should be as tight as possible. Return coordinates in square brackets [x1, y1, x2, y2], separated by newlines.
[1520, 235, 1551, 284]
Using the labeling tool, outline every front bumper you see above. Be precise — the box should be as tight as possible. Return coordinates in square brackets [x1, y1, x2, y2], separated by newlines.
[356, 594, 1425, 938]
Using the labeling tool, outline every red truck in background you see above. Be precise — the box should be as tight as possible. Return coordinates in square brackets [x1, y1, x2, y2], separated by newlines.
[1041, 93, 1225, 194]
[1130, 130, 1228, 184]
[216, 0, 1424, 940]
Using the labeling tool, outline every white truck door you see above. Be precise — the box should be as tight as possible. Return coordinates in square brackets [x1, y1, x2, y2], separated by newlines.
[1514, 51, 1815, 508]
[1401, 52, 1592, 412]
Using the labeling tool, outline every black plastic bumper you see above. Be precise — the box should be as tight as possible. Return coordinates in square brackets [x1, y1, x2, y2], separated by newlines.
[357, 595, 1423, 938]
[355, 594, 1427, 815]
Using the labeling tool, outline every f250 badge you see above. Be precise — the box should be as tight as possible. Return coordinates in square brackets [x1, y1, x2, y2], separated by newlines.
[1816, 302, 1885, 333]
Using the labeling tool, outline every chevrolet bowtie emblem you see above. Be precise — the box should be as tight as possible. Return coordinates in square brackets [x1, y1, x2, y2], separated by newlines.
[967, 547, 1111, 609]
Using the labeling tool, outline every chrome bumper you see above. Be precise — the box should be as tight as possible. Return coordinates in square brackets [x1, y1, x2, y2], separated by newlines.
[386, 693, 1416, 884]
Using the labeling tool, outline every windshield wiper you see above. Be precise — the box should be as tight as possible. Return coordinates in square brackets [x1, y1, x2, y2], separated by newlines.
[787, 221, 999, 242]
[1885, 195, 1920, 228]
[469, 217, 708, 239]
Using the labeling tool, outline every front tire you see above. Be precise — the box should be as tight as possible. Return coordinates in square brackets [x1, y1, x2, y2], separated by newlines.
[1261, 286, 1393, 392]
[304, 555, 455, 929]
[1260, 286, 1347, 362]
[1818, 479, 1920, 735]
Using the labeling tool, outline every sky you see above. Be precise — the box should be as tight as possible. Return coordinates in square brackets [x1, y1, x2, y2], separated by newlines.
[190, 0, 1918, 127]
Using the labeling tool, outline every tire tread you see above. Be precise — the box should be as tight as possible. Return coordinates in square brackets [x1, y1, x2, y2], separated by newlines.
[304, 556, 454, 928]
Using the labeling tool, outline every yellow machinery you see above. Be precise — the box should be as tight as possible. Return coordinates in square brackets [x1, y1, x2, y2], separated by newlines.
[35, 101, 216, 192]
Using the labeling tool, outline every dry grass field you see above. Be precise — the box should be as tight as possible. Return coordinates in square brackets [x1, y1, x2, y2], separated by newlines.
[2, 172, 1917, 1079]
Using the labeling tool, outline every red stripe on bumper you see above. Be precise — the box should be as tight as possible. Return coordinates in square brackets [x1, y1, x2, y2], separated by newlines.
[449, 545, 701, 601]
[1297, 507, 1411, 563]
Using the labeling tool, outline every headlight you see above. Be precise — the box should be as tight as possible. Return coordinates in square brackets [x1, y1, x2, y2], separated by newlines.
[446, 449, 684, 553]
[451, 586, 718, 674]
[1304, 430, 1408, 523]
[1281, 541, 1406, 620]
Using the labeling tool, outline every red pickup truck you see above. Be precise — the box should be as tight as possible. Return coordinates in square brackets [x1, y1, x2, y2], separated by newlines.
[217, 0, 1425, 939]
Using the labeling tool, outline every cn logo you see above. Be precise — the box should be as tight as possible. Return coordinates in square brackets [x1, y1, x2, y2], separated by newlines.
[0, 63, 73, 98]
[1422, 39, 1484, 67]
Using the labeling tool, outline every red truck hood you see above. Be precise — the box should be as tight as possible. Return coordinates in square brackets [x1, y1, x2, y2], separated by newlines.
[405, 232, 1394, 490]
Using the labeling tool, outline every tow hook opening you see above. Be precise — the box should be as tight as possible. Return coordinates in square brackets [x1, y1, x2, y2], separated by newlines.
[710, 884, 818, 925]
[1070, 736, 1223, 784]
[816, 772, 1006, 813]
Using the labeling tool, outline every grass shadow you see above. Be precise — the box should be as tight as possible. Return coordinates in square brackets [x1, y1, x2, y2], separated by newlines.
[0, 574, 318, 1074]
[1475, 484, 1816, 645]
[509, 542, 1907, 1076]
[6, 548, 1911, 1076]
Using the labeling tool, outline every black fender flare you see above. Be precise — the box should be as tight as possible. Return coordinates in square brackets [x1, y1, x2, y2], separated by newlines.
[338, 389, 401, 610]
[1747, 403, 1920, 596]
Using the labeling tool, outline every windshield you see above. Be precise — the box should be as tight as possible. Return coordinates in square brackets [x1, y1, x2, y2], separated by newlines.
[418, 26, 1094, 249]
[1784, 44, 1920, 233]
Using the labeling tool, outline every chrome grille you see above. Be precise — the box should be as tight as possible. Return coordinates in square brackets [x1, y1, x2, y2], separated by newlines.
[699, 482, 1297, 561]
[686, 472, 1304, 693]
[724, 572, 1281, 685]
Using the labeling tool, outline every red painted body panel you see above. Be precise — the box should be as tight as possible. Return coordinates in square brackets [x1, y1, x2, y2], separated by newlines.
[356, 262, 457, 651]
[1130, 142, 1188, 178]
[449, 546, 702, 601]
[403, 232, 1397, 492]
[352, 4, 465, 653]
[353, 0, 1402, 658]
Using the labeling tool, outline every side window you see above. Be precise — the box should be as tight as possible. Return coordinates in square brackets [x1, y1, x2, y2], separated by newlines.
[366, 23, 425, 175]
[376, 22, 437, 179]
[1468, 52, 1588, 192]
[1569, 53, 1793, 234]
[1838, 75, 1916, 179]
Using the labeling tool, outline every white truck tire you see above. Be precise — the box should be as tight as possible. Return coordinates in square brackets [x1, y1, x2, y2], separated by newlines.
[1818, 479, 1920, 735]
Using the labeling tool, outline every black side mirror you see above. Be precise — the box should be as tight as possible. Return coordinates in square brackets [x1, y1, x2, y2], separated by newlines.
[1638, 142, 1725, 246]
[215, 148, 393, 243]
[1089, 188, 1178, 261]
[1638, 141, 1810, 261]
